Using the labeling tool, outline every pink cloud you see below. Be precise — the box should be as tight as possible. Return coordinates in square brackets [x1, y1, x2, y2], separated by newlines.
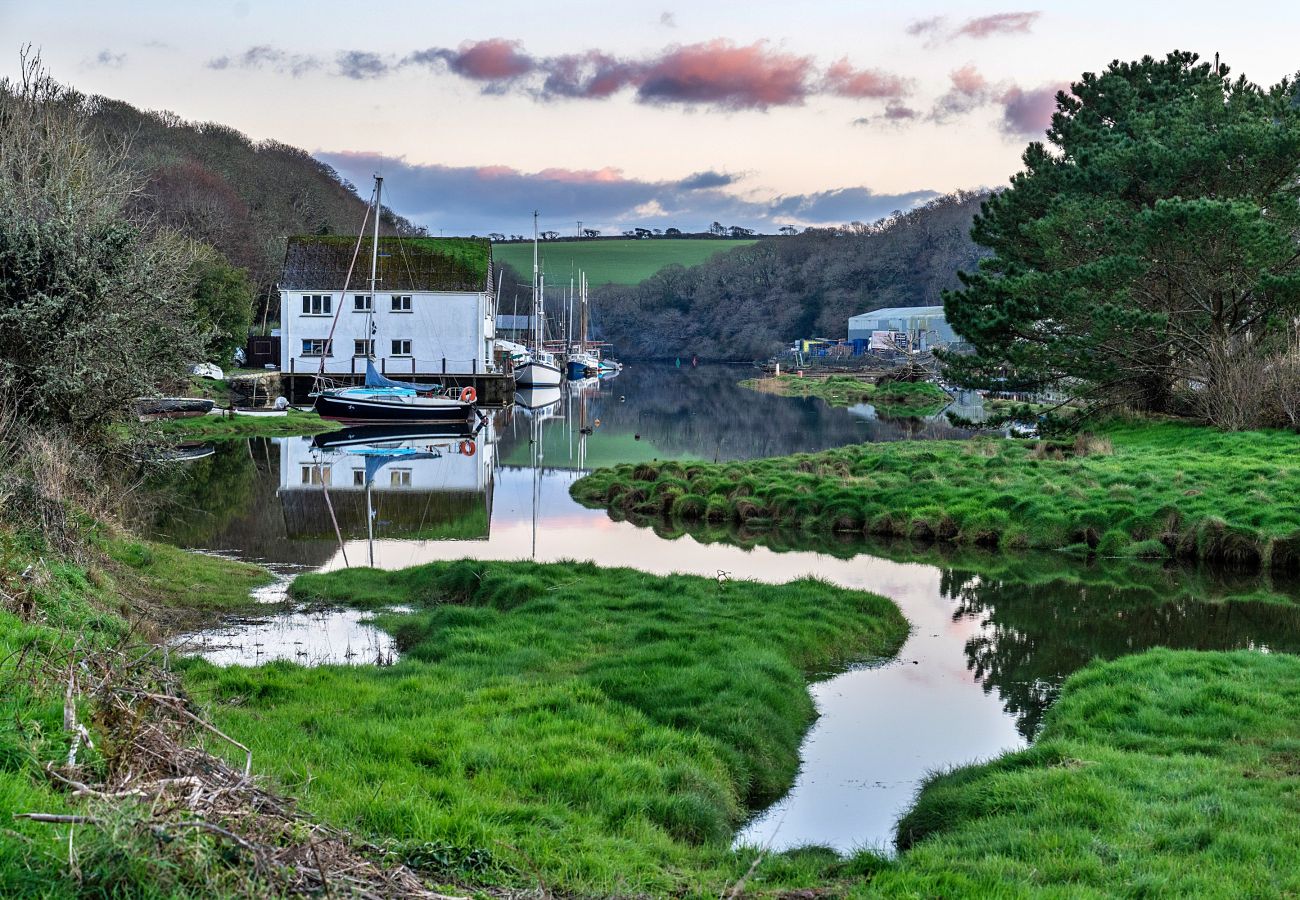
[956, 11, 1040, 39]
[414, 38, 535, 81]
[999, 82, 1064, 136]
[636, 40, 815, 109]
[950, 64, 989, 95]
[533, 166, 627, 184]
[823, 58, 910, 99]
[908, 11, 1041, 45]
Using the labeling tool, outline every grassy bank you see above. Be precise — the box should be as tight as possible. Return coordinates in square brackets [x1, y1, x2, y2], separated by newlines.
[572, 421, 1300, 571]
[494, 237, 758, 285]
[0, 526, 276, 896]
[870, 649, 1300, 896]
[184, 559, 908, 895]
[151, 408, 331, 438]
[741, 375, 951, 416]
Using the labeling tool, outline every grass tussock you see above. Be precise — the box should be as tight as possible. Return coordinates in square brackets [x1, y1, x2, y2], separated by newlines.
[572, 422, 1300, 572]
[182, 559, 909, 896]
[872, 649, 1300, 896]
[740, 375, 951, 416]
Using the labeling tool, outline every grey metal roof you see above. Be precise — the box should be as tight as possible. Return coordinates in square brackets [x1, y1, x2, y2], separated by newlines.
[848, 305, 947, 323]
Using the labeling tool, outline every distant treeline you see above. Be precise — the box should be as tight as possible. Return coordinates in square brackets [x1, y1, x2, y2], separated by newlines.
[589, 191, 990, 360]
[85, 97, 423, 310]
[493, 233, 765, 244]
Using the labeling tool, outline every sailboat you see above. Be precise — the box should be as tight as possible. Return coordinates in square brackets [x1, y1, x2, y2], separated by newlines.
[312, 176, 478, 424]
[565, 271, 600, 379]
[513, 212, 563, 387]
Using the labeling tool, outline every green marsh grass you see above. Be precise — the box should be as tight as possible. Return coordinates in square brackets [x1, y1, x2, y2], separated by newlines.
[0, 526, 276, 897]
[740, 375, 951, 416]
[870, 649, 1300, 896]
[573, 422, 1300, 572]
[152, 408, 331, 439]
[182, 559, 908, 895]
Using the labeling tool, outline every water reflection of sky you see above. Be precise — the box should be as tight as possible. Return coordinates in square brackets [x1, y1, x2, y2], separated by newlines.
[145, 364, 1300, 854]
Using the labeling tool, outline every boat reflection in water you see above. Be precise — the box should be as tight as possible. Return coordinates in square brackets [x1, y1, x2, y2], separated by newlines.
[277, 420, 496, 562]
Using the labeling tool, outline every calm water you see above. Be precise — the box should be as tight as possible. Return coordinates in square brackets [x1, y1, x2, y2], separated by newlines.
[143, 363, 1300, 853]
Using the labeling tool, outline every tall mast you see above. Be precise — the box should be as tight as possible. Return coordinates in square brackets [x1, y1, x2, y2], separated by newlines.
[532, 211, 540, 351]
[580, 271, 589, 352]
[368, 175, 383, 360]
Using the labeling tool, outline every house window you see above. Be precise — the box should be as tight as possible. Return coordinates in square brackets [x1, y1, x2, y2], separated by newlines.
[300, 464, 331, 485]
[389, 469, 412, 487]
[301, 339, 332, 357]
[353, 339, 374, 357]
[352, 470, 365, 486]
[353, 294, 372, 312]
[302, 294, 332, 315]
[390, 295, 413, 313]
[391, 338, 412, 357]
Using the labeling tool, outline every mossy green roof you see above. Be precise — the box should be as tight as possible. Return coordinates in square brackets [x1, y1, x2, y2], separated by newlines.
[280, 236, 491, 292]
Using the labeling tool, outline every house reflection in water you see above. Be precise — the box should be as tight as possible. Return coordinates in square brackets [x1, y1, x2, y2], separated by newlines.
[276, 423, 496, 544]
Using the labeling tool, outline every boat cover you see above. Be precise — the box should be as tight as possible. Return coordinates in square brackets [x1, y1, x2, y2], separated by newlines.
[365, 360, 441, 393]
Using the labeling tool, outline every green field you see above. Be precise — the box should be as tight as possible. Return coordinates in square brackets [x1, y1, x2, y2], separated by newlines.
[493, 238, 759, 286]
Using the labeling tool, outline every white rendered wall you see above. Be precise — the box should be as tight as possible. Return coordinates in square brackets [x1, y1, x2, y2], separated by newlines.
[276, 428, 495, 494]
[280, 289, 494, 375]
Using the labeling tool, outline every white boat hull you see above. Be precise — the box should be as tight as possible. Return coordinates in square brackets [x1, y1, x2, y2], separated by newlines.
[515, 360, 562, 387]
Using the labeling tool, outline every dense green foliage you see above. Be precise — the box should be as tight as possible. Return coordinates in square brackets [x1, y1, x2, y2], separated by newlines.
[740, 375, 951, 416]
[572, 422, 1300, 570]
[1, 62, 202, 428]
[189, 257, 253, 363]
[185, 560, 908, 894]
[592, 192, 987, 359]
[494, 237, 758, 287]
[945, 52, 1300, 426]
[873, 649, 1300, 896]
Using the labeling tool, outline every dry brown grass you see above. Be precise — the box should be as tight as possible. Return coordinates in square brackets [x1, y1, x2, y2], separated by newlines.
[11, 638, 494, 898]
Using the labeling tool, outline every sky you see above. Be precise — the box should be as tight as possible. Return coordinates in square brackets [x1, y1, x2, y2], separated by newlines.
[3, 0, 1298, 236]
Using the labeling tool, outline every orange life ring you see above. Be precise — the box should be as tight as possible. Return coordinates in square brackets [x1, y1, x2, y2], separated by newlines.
[459, 386, 477, 404]
[459, 440, 476, 457]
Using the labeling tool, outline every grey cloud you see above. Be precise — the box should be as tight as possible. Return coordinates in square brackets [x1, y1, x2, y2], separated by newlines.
[317, 151, 938, 235]
[677, 170, 738, 190]
[87, 49, 126, 69]
[206, 45, 321, 77]
[336, 51, 391, 80]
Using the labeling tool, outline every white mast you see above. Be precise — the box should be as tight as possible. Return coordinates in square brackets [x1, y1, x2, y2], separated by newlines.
[532, 211, 540, 352]
[367, 175, 383, 362]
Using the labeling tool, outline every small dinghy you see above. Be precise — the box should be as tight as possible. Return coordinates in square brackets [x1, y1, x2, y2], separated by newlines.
[135, 397, 215, 421]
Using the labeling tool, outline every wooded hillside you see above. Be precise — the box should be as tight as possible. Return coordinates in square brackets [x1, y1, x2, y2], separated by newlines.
[86, 97, 421, 301]
[591, 191, 990, 360]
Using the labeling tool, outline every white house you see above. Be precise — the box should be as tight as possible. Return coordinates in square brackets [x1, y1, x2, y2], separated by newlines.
[275, 426, 496, 541]
[279, 235, 497, 377]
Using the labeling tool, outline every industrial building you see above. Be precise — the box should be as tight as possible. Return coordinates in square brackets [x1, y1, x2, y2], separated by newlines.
[847, 305, 961, 352]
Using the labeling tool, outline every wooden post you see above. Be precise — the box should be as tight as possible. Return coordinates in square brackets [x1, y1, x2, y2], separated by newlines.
[442, 357, 447, 375]
[381, 357, 386, 375]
